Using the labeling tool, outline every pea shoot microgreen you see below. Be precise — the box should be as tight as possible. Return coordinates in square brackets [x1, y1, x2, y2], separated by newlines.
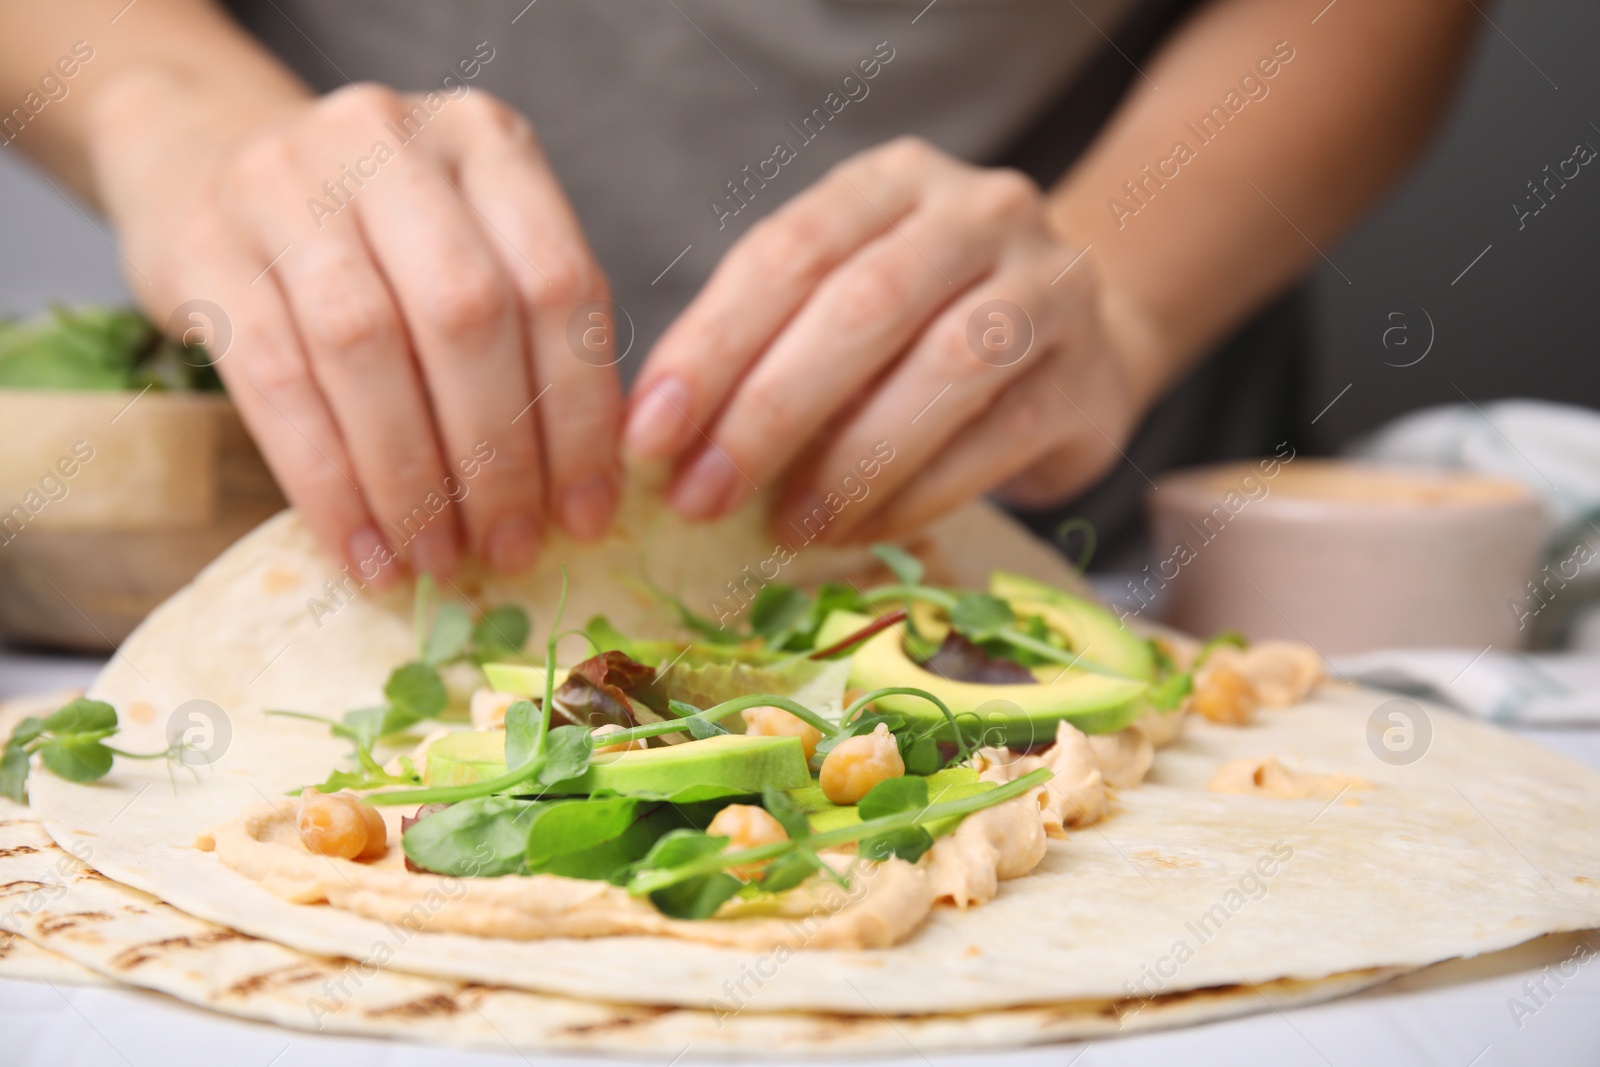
[1, 697, 193, 804]
[269, 575, 532, 792]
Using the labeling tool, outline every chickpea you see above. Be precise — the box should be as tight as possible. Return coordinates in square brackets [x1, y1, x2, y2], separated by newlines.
[819, 723, 905, 805]
[1190, 665, 1259, 726]
[592, 723, 645, 754]
[740, 704, 824, 760]
[470, 688, 517, 730]
[295, 789, 388, 861]
[707, 803, 790, 851]
[706, 803, 789, 880]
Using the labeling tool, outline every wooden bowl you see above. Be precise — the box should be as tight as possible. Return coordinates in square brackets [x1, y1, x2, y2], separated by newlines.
[0, 389, 285, 651]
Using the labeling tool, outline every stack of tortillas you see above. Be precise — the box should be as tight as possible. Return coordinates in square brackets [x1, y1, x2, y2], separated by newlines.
[6, 474, 1600, 1055]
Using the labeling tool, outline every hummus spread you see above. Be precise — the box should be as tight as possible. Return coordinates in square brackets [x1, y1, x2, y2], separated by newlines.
[975, 720, 1123, 832]
[1200, 642, 1325, 708]
[198, 762, 1067, 950]
[1208, 756, 1372, 799]
[198, 800, 939, 950]
[926, 793, 1047, 908]
[1089, 726, 1155, 788]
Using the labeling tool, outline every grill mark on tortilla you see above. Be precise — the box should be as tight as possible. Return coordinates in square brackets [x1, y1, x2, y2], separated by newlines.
[365, 993, 466, 1020]
[36, 910, 116, 935]
[0, 845, 40, 859]
[558, 1004, 678, 1035]
[224, 963, 332, 998]
[0, 879, 50, 897]
[111, 929, 254, 971]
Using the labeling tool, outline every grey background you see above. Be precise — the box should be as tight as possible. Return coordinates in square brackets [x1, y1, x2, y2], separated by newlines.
[1, 0, 1594, 455]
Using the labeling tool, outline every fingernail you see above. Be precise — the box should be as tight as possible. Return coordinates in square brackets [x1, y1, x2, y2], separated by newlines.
[409, 524, 460, 578]
[561, 474, 616, 541]
[670, 447, 738, 520]
[347, 524, 400, 588]
[625, 377, 693, 459]
[486, 513, 541, 573]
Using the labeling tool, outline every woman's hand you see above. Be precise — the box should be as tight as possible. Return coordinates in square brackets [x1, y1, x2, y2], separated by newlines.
[93, 77, 621, 582]
[625, 137, 1143, 544]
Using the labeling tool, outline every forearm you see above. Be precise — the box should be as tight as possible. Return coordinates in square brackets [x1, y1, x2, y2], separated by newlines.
[0, 0, 307, 203]
[1047, 0, 1475, 414]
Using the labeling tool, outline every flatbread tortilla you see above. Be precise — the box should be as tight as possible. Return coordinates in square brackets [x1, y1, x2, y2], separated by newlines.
[23, 481, 1600, 1029]
[0, 813, 1410, 1053]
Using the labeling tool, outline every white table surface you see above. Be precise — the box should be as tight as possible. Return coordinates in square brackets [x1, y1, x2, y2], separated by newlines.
[3, 645, 1598, 1067]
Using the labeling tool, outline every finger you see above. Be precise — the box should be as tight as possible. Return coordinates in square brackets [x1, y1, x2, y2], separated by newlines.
[665, 185, 1026, 521]
[351, 94, 546, 573]
[230, 125, 462, 577]
[444, 95, 622, 541]
[169, 224, 399, 586]
[625, 137, 949, 462]
[775, 239, 1076, 541]
[843, 358, 1081, 544]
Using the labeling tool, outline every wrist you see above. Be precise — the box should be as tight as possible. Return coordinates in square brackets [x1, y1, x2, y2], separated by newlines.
[86, 62, 309, 221]
[1095, 280, 1172, 423]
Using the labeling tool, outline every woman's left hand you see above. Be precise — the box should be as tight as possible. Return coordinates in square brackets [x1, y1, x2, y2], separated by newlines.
[624, 136, 1143, 543]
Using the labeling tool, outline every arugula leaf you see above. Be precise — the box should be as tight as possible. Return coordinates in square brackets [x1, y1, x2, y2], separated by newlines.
[858, 776, 929, 821]
[43, 698, 118, 736]
[37, 735, 115, 783]
[949, 593, 1015, 642]
[761, 786, 812, 841]
[424, 602, 474, 666]
[9, 716, 45, 749]
[523, 796, 641, 870]
[503, 700, 539, 770]
[855, 776, 934, 864]
[757, 850, 823, 893]
[384, 662, 448, 720]
[0, 698, 165, 801]
[812, 713, 902, 763]
[630, 830, 745, 919]
[748, 584, 810, 646]
[549, 813, 675, 881]
[1150, 671, 1194, 711]
[871, 543, 925, 587]
[532, 725, 594, 788]
[474, 606, 531, 662]
[0, 744, 31, 803]
[337, 705, 407, 752]
[583, 615, 633, 656]
[305, 763, 419, 794]
[401, 795, 537, 877]
[899, 730, 943, 776]
[859, 826, 934, 864]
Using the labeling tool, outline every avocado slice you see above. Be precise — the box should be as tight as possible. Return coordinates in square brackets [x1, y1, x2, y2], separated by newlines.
[987, 571, 1155, 681]
[836, 617, 1145, 742]
[786, 766, 996, 836]
[424, 730, 812, 802]
[812, 608, 882, 654]
[481, 662, 550, 697]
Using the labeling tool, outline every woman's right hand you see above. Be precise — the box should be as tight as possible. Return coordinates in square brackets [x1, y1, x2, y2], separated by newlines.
[91, 76, 622, 584]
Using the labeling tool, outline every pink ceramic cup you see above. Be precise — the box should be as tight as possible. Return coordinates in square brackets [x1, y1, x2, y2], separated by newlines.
[1142, 458, 1550, 655]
